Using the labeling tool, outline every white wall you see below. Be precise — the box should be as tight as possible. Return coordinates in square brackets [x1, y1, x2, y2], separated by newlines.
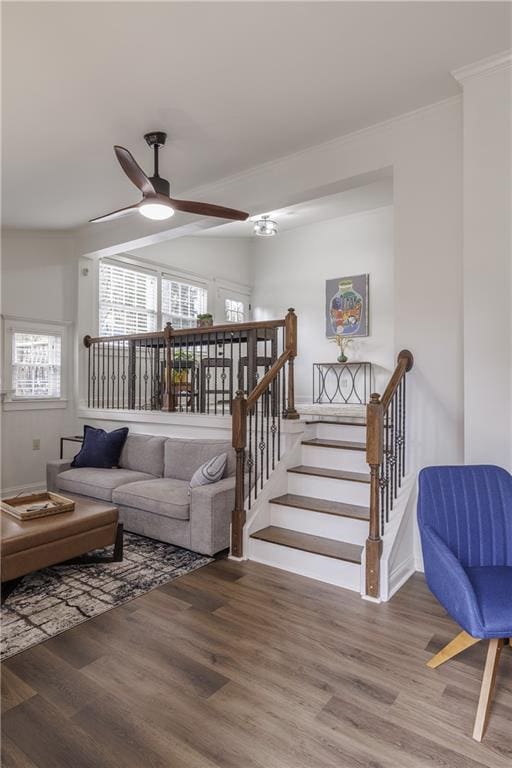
[128, 235, 253, 324]
[251, 205, 394, 399]
[458, 59, 512, 470]
[1, 230, 79, 490]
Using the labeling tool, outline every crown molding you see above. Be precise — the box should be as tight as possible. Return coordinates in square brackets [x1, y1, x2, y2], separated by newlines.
[452, 51, 512, 84]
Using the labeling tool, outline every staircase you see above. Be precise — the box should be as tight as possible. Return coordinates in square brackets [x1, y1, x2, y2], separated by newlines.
[248, 417, 371, 592]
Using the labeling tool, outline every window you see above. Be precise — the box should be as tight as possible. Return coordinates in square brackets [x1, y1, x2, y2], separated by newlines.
[99, 261, 158, 336]
[2, 317, 69, 409]
[98, 259, 208, 334]
[225, 298, 245, 323]
[12, 333, 62, 398]
[161, 277, 207, 329]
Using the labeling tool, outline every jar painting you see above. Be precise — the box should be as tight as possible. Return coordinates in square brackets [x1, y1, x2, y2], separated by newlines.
[325, 274, 369, 338]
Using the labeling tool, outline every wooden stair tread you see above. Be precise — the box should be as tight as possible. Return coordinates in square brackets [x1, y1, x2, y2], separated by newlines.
[304, 419, 367, 426]
[250, 526, 363, 563]
[302, 438, 366, 451]
[288, 465, 371, 483]
[270, 493, 370, 520]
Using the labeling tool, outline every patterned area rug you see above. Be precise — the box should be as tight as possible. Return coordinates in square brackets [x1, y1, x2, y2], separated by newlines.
[1, 533, 212, 661]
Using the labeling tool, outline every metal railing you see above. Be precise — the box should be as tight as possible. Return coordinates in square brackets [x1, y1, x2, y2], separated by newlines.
[83, 317, 290, 416]
[365, 350, 414, 598]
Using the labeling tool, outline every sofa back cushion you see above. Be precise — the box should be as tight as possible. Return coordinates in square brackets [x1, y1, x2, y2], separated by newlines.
[164, 438, 235, 481]
[119, 433, 166, 477]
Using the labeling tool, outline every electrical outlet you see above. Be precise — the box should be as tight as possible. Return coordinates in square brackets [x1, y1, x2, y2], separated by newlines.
[32, 439, 40, 451]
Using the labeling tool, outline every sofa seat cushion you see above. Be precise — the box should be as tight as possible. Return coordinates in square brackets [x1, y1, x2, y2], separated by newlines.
[57, 468, 157, 502]
[113, 478, 191, 521]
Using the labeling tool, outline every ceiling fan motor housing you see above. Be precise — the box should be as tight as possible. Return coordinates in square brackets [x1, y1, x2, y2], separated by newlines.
[150, 175, 170, 196]
[144, 131, 167, 148]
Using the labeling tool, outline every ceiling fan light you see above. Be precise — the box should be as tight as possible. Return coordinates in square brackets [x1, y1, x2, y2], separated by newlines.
[139, 202, 175, 221]
[254, 215, 277, 237]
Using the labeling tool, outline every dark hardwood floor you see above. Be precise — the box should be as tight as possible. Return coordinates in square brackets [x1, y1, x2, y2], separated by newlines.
[1, 561, 511, 768]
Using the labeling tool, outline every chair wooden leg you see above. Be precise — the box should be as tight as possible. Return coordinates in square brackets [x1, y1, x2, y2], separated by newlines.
[473, 638, 503, 742]
[427, 630, 480, 669]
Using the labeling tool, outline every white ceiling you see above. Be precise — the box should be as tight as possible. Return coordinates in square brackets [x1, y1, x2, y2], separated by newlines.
[2, 2, 510, 229]
[193, 177, 393, 237]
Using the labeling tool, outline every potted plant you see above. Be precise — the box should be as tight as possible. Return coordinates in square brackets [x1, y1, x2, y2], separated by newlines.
[196, 313, 214, 328]
[172, 350, 196, 384]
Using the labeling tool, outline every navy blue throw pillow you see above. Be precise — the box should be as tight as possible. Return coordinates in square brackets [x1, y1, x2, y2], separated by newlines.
[71, 426, 129, 469]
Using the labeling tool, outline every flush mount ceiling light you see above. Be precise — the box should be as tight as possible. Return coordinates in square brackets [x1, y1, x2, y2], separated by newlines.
[254, 215, 277, 237]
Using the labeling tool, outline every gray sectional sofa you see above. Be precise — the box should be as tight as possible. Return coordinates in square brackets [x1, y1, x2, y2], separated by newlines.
[47, 434, 236, 555]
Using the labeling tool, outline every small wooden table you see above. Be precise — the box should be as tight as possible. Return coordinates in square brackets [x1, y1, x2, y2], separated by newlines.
[1, 494, 123, 603]
[60, 435, 84, 459]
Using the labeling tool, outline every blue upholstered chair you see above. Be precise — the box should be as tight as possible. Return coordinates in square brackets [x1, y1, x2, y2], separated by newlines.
[418, 465, 512, 741]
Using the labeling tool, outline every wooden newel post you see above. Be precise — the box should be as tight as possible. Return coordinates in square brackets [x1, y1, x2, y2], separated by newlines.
[365, 392, 383, 598]
[231, 391, 248, 557]
[284, 307, 299, 420]
[161, 322, 175, 412]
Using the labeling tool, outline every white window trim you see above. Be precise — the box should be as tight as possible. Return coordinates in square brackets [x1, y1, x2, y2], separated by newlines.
[1, 315, 71, 411]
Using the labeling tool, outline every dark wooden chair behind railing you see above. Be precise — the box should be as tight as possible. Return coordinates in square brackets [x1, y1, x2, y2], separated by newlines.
[231, 309, 299, 557]
[365, 349, 414, 598]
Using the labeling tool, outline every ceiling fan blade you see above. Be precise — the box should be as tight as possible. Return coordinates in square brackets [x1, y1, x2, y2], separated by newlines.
[89, 203, 140, 224]
[114, 146, 155, 196]
[169, 198, 249, 221]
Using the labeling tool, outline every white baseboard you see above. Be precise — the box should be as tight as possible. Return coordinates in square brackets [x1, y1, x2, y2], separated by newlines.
[387, 556, 416, 600]
[1, 481, 46, 497]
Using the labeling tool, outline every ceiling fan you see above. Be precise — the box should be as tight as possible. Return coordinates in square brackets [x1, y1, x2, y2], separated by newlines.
[90, 131, 249, 224]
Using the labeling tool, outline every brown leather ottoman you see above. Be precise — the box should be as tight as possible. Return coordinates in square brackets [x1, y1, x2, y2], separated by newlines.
[1, 494, 122, 600]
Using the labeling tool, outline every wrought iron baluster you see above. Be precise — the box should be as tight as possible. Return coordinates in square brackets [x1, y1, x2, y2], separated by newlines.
[213, 331, 218, 415]
[229, 332, 234, 415]
[254, 399, 258, 501]
[143, 338, 148, 409]
[122, 339, 126, 409]
[87, 345, 91, 407]
[260, 382, 265, 489]
[282, 361, 287, 417]
[266, 334, 270, 482]
[384, 407, 390, 522]
[101, 342, 105, 408]
[402, 376, 407, 475]
[116, 339, 120, 408]
[248, 405, 253, 510]
[277, 368, 282, 461]
[91, 342, 96, 408]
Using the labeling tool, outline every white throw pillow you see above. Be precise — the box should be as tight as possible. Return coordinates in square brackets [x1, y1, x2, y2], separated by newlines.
[189, 453, 228, 490]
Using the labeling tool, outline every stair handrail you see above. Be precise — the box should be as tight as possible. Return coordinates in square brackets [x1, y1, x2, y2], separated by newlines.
[365, 350, 414, 598]
[231, 308, 298, 557]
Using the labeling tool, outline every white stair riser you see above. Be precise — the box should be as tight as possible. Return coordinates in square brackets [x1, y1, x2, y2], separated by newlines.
[249, 538, 362, 592]
[301, 445, 368, 473]
[312, 423, 367, 442]
[270, 504, 368, 545]
[288, 472, 370, 506]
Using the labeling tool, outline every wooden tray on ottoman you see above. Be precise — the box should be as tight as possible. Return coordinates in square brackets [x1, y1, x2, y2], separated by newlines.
[1, 491, 75, 521]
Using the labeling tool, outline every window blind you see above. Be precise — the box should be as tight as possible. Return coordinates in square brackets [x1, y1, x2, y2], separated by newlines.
[99, 261, 158, 336]
[161, 277, 207, 329]
[12, 333, 61, 398]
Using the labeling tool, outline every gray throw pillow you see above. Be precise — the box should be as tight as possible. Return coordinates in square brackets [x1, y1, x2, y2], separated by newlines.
[189, 453, 227, 490]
